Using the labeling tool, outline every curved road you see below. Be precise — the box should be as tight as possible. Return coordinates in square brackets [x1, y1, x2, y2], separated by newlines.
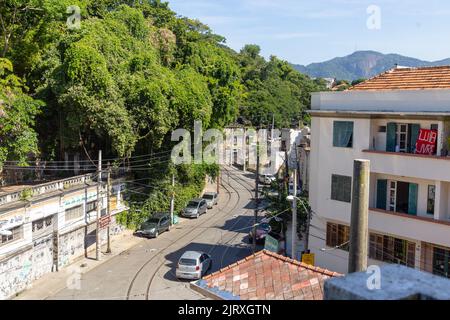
[47, 167, 259, 300]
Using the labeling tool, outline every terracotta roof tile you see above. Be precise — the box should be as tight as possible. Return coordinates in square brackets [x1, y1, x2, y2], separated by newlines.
[201, 250, 342, 300]
[349, 66, 450, 91]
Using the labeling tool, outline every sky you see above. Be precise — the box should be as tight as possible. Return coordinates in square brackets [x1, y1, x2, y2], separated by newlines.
[167, 0, 450, 65]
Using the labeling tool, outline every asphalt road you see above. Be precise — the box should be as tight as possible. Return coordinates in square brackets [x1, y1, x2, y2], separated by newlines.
[47, 166, 261, 300]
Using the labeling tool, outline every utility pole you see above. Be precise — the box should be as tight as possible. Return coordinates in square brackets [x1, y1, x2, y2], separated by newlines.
[291, 169, 297, 260]
[170, 173, 175, 226]
[242, 129, 246, 172]
[284, 148, 289, 193]
[106, 165, 111, 254]
[348, 159, 370, 273]
[253, 139, 260, 253]
[95, 150, 102, 261]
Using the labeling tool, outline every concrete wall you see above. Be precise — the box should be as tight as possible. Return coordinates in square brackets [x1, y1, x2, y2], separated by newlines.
[312, 89, 450, 112]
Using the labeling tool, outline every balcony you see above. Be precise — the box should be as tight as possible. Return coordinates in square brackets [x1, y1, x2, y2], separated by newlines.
[362, 149, 450, 181]
[369, 207, 450, 248]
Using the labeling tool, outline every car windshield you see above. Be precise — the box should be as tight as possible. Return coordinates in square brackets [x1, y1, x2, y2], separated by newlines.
[203, 194, 214, 200]
[179, 258, 197, 266]
[141, 220, 157, 229]
[187, 201, 199, 208]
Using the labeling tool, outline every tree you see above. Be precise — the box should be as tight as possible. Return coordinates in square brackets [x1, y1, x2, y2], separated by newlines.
[0, 58, 43, 168]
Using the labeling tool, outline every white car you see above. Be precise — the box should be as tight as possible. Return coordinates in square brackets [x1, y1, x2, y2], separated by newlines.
[259, 174, 276, 185]
[176, 251, 212, 280]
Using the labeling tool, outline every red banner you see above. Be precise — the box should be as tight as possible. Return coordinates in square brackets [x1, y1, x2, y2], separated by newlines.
[415, 129, 437, 155]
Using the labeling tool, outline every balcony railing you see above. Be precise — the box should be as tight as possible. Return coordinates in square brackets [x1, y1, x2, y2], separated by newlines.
[370, 208, 450, 227]
[0, 173, 95, 208]
[363, 149, 450, 161]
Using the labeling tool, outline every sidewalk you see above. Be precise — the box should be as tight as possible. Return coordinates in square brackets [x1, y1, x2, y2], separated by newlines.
[13, 230, 143, 300]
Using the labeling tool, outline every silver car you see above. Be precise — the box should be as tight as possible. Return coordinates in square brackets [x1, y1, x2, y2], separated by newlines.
[181, 199, 208, 218]
[176, 251, 212, 280]
[259, 174, 276, 185]
[202, 192, 218, 209]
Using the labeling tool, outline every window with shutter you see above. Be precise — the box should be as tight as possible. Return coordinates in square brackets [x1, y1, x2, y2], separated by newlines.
[331, 174, 352, 203]
[333, 121, 354, 148]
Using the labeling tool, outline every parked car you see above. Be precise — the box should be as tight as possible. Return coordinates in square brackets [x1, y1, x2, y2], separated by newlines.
[176, 251, 212, 280]
[135, 212, 171, 238]
[181, 199, 208, 218]
[202, 192, 218, 209]
[259, 174, 276, 185]
[248, 222, 272, 244]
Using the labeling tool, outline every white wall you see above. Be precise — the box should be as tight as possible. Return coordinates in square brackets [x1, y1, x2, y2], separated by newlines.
[312, 89, 450, 112]
[309, 115, 450, 273]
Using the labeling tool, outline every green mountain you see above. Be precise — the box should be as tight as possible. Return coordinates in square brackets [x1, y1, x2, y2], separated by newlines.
[292, 51, 450, 81]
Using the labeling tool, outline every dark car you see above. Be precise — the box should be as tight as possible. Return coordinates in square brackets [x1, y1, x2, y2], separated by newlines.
[248, 222, 272, 244]
[135, 212, 171, 238]
[181, 199, 208, 218]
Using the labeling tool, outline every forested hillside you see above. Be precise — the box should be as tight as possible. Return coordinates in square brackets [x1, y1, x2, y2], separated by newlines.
[0, 0, 324, 223]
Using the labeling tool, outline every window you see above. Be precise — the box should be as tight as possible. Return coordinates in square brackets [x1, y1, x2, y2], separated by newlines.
[65, 205, 84, 221]
[378, 180, 418, 215]
[326, 223, 350, 251]
[333, 121, 353, 148]
[397, 124, 408, 153]
[369, 233, 415, 268]
[331, 175, 352, 203]
[433, 247, 450, 279]
[378, 126, 387, 133]
[386, 123, 421, 153]
[32, 216, 53, 234]
[86, 201, 97, 213]
[427, 185, 436, 215]
[1, 226, 23, 245]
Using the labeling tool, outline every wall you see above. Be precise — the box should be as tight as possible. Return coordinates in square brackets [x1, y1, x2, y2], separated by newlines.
[312, 89, 450, 112]
[309, 115, 450, 273]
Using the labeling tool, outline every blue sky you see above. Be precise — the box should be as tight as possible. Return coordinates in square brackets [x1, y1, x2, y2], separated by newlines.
[167, 0, 450, 65]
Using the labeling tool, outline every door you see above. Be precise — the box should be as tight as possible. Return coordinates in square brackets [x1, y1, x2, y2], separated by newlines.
[397, 124, 408, 153]
[377, 180, 388, 210]
[163, 217, 170, 230]
[408, 183, 418, 216]
[388, 181, 397, 212]
[396, 181, 410, 214]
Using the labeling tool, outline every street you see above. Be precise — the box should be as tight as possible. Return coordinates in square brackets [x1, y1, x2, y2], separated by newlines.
[46, 167, 260, 300]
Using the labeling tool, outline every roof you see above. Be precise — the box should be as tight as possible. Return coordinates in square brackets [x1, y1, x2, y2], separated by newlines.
[181, 251, 204, 259]
[196, 250, 342, 300]
[349, 66, 450, 91]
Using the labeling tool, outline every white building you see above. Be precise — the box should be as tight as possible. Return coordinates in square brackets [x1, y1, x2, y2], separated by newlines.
[0, 173, 128, 299]
[309, 66, 450, 277]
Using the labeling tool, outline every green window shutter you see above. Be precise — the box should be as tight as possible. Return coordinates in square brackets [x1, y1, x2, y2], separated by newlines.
[386, 123, 397, 152]
[409, 124, 420, 153]
[333, 121, 354, 148]
[376, 180, 388, 210]
[408, 183, 418, 216]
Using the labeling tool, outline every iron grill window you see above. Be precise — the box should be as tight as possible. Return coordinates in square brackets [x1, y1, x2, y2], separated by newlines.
[331, 174, 352, 203]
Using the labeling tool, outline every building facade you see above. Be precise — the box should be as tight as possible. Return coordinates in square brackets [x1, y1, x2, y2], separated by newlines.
[0, 173, 128, 299]
[309, 66, 450, 277]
